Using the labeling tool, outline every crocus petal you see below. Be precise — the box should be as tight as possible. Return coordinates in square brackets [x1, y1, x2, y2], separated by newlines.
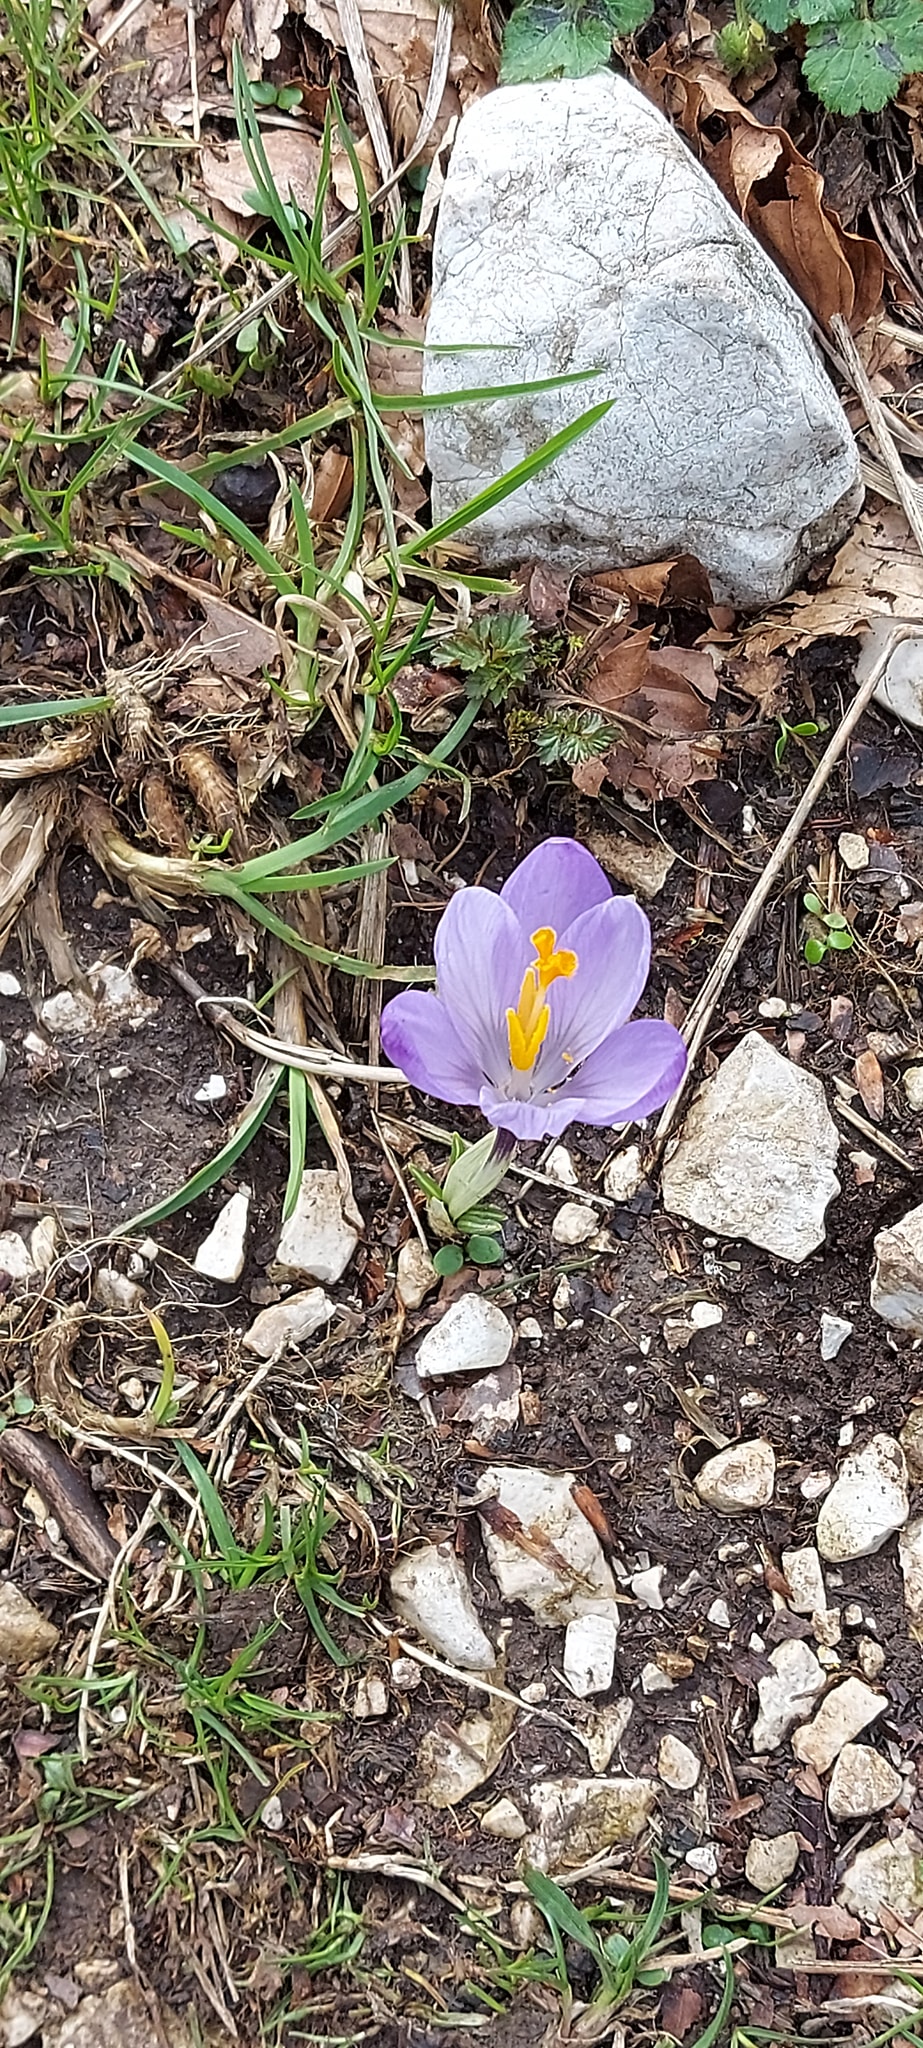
[554, 1018, 688, 1126]
[480, 1085, 568, 1142]
[380, 990, 485, 1105]
[531, 894, 652, 1088]
[434, 885, 532, 1076]
[499, 837, 611, 940]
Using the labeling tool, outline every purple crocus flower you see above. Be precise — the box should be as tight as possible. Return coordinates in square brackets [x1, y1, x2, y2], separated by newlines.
[381, 838, 688, 1140]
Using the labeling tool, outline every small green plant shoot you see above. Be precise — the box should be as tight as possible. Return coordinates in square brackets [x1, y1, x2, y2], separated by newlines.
[803, 890, 855, 966]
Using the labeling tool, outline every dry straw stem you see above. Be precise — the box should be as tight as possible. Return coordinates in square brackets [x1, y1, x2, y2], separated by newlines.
[650, 617, 922, 1161]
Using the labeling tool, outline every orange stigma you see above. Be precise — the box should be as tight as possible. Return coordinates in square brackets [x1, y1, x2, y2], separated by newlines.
[506, 926, 577, 1074]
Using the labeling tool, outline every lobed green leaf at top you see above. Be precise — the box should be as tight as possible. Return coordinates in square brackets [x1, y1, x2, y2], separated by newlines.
[747, 0, 797, 34]
[500, 0, 653, 84]
[803, 0, 923, 111]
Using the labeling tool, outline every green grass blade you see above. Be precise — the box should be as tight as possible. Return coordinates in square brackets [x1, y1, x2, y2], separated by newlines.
[115, 1065, 285, 1236]
[0, 695, 111, 728]
[375, 366, 603, 412]
[524, 1870, 607, 1970]
[400, 399, 613, 559]
[122, 440, 297, 597]
[689, 1952, 736, 2048]
[245, 857, 393, 894]
[176, 1441, 243, 1562]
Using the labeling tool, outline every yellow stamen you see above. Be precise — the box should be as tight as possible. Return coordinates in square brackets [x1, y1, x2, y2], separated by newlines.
[506, 926, 578, 1074]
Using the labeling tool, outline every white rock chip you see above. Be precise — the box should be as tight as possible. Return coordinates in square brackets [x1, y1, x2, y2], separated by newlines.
[194, 1073, 228, 1103]
[583, 1699, 633, 1773]
[424, 74, 860, 608]
[551, 1201, 598, 1247]
[396, 1238, 439, 1310]
[792, 1676, 885, 1773]
[662, 1033, 840, 1262]
[0, 970, 21, 997]
[752, 1637, 825, 1754]
[93, 1267, 145, 1315]
[416, 1294, 514, 1381]
[904, 1067, 923, 1112]
[40, 962, 159, 1037]
[475, 1465, 619, 1626]
[782, 1546, 827, 1616]
[563, 1612, 618, 1698]
[273, 1170, 359, 1285]
[389, 1543, 495, 1671]
[0, 1233, 36, 1283]
[524, 1776, 655, 1874]
[745, 1832, 799, 1890]
[641, 1661, 675, 1695]
[899, 1516, 923, 1625]
[871, 1203, 923, 1333]
[838, 832, 870, 872]
[0, 1583, 59, 1666]
[603, 1145, 644, 1203]
[694, 1439, 775, 1515]
[481, 1797, 528, 1840]
[353, 1673, 388, 1719]
[546, 1145, 579, 1188]
[243, 1288, 334, 1358]
[194, 1186, 250, 1284]
[838, 1829, 923, 1926]
[658, 1734, 700, 1790]
[631, 1564, 666, 1610]
[815, 1435, 909, 1561]
[828, 1742, 903, 1820]
[419, 1699, 513, 1809]
[858, 621, 923, 730]
[820, 1312, 854, 1361]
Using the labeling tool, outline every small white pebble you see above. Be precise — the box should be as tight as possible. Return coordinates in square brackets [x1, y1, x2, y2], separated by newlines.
[612, 1432, 633, 1455]
[707, 1598, 731, 1629]
[390, 1657, 421, 1692]
[640, 1662, 675, 1695]
[759, 997, 791, 1019]
[518, 1317, 543, 1344]
[838, 831, 870, 872]
[691, 1300, 723, 1329]
[838, 1420, 856, 1448]
[261, 1794, 285, 1832]
[685, 1843, 719, 1877]
[801, 1470, 833, 1500]
[843, 1603, 863, 1628]
[520, 1681, 547, 1703]
[546, 1144, 579, 1188]
[194, 1073, 228, 1104]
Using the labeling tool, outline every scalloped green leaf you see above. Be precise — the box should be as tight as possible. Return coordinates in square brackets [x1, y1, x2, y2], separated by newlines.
[804, 0, 923, 111]
[748, 0, 798, 35]
[500, 0, 653, 83]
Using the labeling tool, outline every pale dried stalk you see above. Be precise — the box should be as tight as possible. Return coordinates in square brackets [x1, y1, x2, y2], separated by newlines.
[651, 620, 922, 1159]
[0, 783, 66, 952]
[832, 312, 923, 555]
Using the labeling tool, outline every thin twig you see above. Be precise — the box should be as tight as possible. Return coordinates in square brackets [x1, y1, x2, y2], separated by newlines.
[650, 621, 922, 1161]
[832, 313, 923, 555]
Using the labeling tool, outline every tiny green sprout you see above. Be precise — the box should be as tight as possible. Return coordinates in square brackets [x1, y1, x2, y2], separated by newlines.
[431, 611, 534, 707]
[803, 891, 855, 966]
[774, 715, 820, 769]
[250, 80, 303, 111]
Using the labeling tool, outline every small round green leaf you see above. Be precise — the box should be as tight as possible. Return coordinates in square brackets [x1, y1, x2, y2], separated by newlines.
[826, 927, 855, 950]
[433, 1243, 464, 1277]
[466, 1234, 505, 1266]
[803, 892, 824, 916]
[804, 935, 827, 965]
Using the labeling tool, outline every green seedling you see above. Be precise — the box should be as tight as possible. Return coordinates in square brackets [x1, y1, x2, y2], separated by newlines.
[430, 610, 534, 706]
[412, 1129, 510, 1269]
[773, 715, 820, 768]
[250, 80, 304, 112]
[803, 890, 855, 966]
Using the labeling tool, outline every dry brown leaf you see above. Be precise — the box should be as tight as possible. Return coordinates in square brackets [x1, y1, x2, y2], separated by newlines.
[300, 0, 495, 157]
[199, 131, 324, 221]
[724, 651, 790, 716]
[311, 448, 354, 525]
[639, 58, 883, 330]
[221, 0, 286, 77]
[589, 632, 717, 735]
[586, 555, 714, 608]
[197, 595, 279, 678]
[367, 314, 427, 511]
[854, 1047, 885, 1122]
[740, 503, 923, 656]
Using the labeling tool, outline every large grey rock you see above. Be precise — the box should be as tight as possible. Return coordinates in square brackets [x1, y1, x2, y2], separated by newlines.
[424, 74, 861, 609]
[815, 1435, 909, 1562]
[871, 1201, 923, 1333]
[662, 1032, 840, 1262]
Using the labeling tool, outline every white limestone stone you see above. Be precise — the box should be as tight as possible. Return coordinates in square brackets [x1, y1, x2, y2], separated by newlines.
[828, 1743, 903, 1820]
[603, 1145, 644, 1203]
[820, 1313, 853, 1361]
[193, 1186, 250, 1283]
[524, 1776, 655, 1874]
[751, 1637, 826, 1753]
[694, 1440, 775, 1515]
[745, 1832, 799, 1890]
[899, 1515, 923, 1625]
[243, 1288, 334, 1358]
[815, 1435, 909, 1561]
[782, 1546, 827, 1616]
[871, 1202, 923, 1333]
[857, 621, 923, 729]
[658, 1734, 700, 1790]
[563, 1612, 618, 1698]
[791, 1676, 885, 1773]
[424, 75, 861, 610]
[389, 1542, 495, 1671]
[551, 1201, 598, 1247]
[273, 1170, 359, 1285]
[416, 1294, 514, 1380]
[838, 1829, 923, 1926]
[396, 1237, 439, 1310]
[662, 1033, 840, 1262]
[481, 1797, 528, 1840]
[0, 1583, 59, 1666]
[475, 1465, 619, 1626]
